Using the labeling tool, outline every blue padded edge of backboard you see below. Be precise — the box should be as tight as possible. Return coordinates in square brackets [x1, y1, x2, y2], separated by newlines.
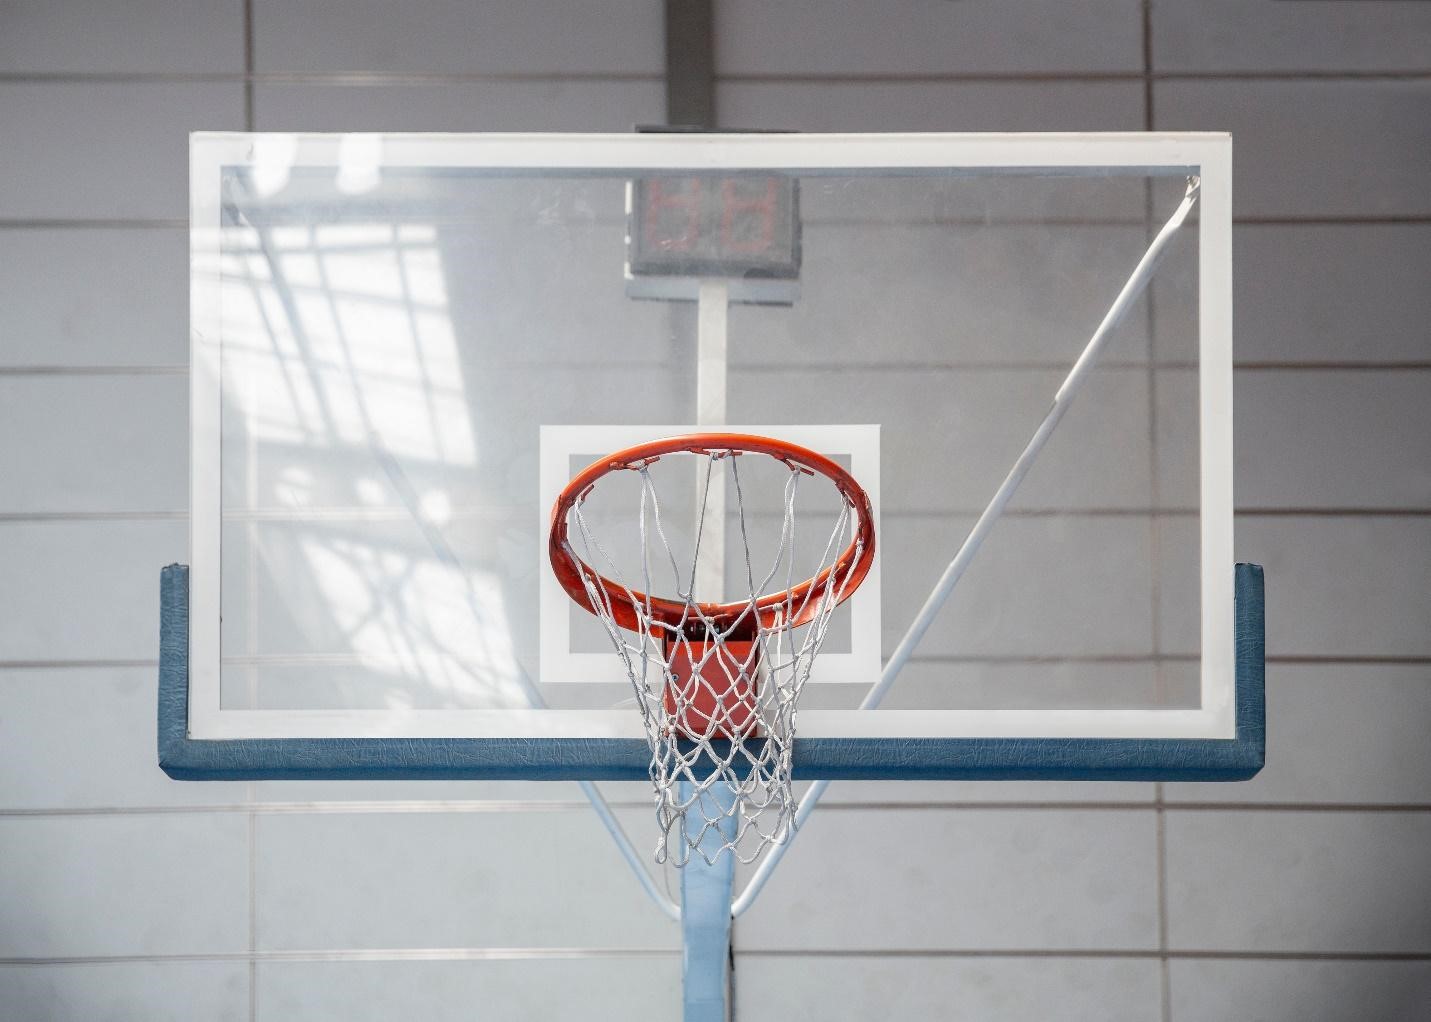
[159, 562, 1264, 782]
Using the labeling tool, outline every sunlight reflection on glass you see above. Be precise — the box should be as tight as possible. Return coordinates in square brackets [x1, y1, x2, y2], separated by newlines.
[336, 134, 384, 196]
[299, 535, 523, 708]
[250, 134, 297, 197]
[220, 200, 514, 711]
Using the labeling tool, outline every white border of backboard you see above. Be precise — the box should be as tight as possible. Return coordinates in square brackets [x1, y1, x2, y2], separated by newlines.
[188, 131, 1233, 742]
[538, 424, 882, 687]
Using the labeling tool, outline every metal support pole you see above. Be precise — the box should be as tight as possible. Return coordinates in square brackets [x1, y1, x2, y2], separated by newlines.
[695, 279, 729, 601]
[664, 0, 716, 129]
[687, 283, 734, 1018]
[680, 780, 737, 1022]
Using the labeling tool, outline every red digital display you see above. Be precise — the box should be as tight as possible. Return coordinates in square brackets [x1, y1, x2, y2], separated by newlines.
[629, 175, 800, 280]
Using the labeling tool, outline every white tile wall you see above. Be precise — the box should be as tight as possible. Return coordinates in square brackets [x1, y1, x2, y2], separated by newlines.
[0, 374, 187, 512]
[0, 228, 189, 366]
[736, 955, 1161, 1021]
[885, 515, 1157, 658]
[0, 82, 244, 220]
[1155, 223, 1431, 364]
[0, 667, 247, 809]
[1233, 370, 1431, 509]
[0, 520, 185, 661]
[252, 81, 665, 133]
[0, 961, 249, 1022]
[1169, 959, 1431, 1022]
[3, 2, 1428, 1020]
[254, 810, 679, 949]
[736, 808, 1159, 950]
[738, 366, 1161, 512]
[1166, 664, 1431, 806]
[1154, 79, 1431, 219]
[716, 1, 1144, 76]
[257, 958, 681, 1021]
[252, 0, 664, 76]
[1150, 0, 1431, 74]
[0, 814, 250, 956]
[0, 0, 244, 75]
[1237, 516, 1431, 659]
[718, 80, 1144, 133]
[1165, 811, 1431, 953]
[1157, 514, 1431, 659]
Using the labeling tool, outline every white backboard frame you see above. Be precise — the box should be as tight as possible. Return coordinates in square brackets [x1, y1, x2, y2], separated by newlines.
[187, 131, 1233, 742]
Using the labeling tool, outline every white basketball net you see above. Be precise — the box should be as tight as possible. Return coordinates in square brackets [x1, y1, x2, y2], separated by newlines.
[566, 448, 867, 866]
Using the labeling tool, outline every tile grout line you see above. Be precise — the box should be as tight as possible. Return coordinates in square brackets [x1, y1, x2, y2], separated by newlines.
[715, 70, 1431, 84]
[248, 787, 258, 1022]
[0, 71, 665, 85]
[242, 7, 257, 1017]
[0, 949, 684, 966]
[1, 70, 1428, 85]
[735, 949, 1431, 961]
[5, 216, 1431, 230]
[2, 948, 1427, 966]
[1143, 7, 1174, 1019]
[1156, 784, 1173, 1021]
[4, 509, 1431, 524]
[243, 0, 255, 134]
[5, 801, 1431, 819]
[6, 653, 1431, 670]
[7, 363, 1431, 377]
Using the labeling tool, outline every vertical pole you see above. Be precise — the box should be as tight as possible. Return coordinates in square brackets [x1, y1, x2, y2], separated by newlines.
[680, 779, 737, 1022]
[664, 0, 716, 129]
[694, 280, 729, 602]
[665, 5, 728, 1000]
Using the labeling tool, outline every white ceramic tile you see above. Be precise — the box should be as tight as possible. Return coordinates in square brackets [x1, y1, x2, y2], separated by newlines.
[1170, 958, 1431, 1022]
[737, 367, 1155, 513]
[1154, 79, 1431, 219]
[717, 0, 1143, 75]
[1160, 513, 1431, 659]
[1157, 223, 1431, 366]
[252, 777, 652, 805]
[729, 222, 1158, 369]
[254, 809, 680, 949]
[1167, 664, 1431, 806]
[884, 515, 1157, 658]
[253, 0, 663, 75]
[0, 814, 249, 956]
[0, 961, 248, 1022]
[716, 81, 1144, 133]
[1150, 367, 1200, 511]
[1233, 370, 1431, 510]
[1150, 516, 1199, 658]
[0, 667, 247, 809]
[818, 778, 1155, 805]
[735, 808, 1158, 950]
[1165, 810, 1431, 952]
[0, 227, 189, 366]
[1235, 223, 1431, 364]
[736, 955, 1160, 1021]
[0, 519, 185, 662]
[257, 958, 679, 1022]
[1236, 516, 1431, 659]
[1152, 0, 1431, 73]
[0, 0, 243, 74]
[805, 658, 1194, 714]
[0, 374, 186, 512]
[0, 82, 244, 221]
[252, 81, 664, 132]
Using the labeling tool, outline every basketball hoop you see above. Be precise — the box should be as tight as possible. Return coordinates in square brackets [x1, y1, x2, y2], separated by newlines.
[549, 433, 876, 865]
